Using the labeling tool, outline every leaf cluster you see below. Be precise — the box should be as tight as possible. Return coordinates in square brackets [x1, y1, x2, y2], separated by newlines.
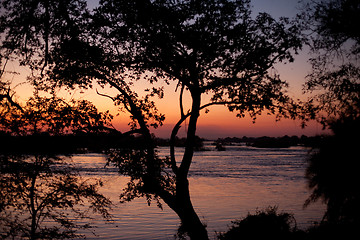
[218, 206, 297, 240]
[300, 0, 360, 124]
[0, 0, 89, 71]
[0, 94, 114, 136]
[106, 135, 175, 207]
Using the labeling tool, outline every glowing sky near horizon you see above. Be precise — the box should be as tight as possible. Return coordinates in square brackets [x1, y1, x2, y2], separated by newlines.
[4, 0, 326, 138]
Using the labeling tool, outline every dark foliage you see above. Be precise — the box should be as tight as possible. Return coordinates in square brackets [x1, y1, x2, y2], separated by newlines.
[0, 131, 131, 155]
[218, 206, 360, 240]
[306, 221, 359, 239]
[0, 155, 112, 240]
[300, 0, 360, 232]
[0, 76, 113, 239]
[301, 0, 360, 124]
[217, 207, 301, 240]
[0, 94, 114, 136]
[304, 117, 360, 225]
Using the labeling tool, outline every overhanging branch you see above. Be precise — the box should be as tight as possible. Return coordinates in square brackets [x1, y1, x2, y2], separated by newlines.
[96, 89, 116, 101]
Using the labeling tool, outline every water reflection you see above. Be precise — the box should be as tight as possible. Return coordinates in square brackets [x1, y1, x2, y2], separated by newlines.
[71, 145, 325, 239]
[0, 145, 325, 239]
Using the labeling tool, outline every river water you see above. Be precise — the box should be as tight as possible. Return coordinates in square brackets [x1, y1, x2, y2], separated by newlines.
[72, 142, 325, 239]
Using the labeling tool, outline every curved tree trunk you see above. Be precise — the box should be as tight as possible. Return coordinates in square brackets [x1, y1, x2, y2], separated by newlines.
[173, 88, 209, 240]
[174, 177, 209, 240]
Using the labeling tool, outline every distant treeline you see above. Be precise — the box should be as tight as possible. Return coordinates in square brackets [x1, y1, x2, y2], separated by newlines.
[0, 131, 135, 155]
[0, 132, 206, 155]
[0, 132, 327, 155]
[155, 135, 327, 149]
[215, 135, 326, 148]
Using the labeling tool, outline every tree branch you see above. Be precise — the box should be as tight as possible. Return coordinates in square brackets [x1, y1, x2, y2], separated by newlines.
[96, 89, 116, 101]
[0, 58, 8, 79]
[179, 83, 185, 118]
[0, 89, 24, 112]
[104, 77, 148, 133]
[199, 101, 241, 110]
[169, 99, 245, 175]
[169, 116, 187, 174]
[177, 86, 201, 177]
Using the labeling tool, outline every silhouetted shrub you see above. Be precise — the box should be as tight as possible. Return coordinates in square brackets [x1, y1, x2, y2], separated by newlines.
[217, 206, 302, 240]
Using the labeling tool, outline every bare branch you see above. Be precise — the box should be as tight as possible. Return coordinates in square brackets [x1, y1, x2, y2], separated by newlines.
[96, 89, 116, 101]
[179, 84, 185, 118]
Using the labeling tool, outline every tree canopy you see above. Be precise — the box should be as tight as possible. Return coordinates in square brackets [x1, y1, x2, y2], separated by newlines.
[301, 0, 360, 123]
[0, 94, 113, 136]
[301, 0, 360, 230]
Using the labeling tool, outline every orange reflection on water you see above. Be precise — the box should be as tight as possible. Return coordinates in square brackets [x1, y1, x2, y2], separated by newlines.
[71, 147, 325, 239]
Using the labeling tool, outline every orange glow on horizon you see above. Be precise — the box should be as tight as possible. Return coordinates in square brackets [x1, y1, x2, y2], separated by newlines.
[111, 104, 325, 139]
[5, 49, 325, 139]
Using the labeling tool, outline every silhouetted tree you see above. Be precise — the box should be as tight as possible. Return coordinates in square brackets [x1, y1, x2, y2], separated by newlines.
[301, 0, 360, 232]
[0, 155, 112, 240]
[0, 1, 304, 239]
[0, 90, 113, 239]
[301, 0, 360, 124]
[304, 117, 360, 229]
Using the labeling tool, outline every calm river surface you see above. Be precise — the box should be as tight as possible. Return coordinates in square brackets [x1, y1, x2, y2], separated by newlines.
[72, 142, 325, 239]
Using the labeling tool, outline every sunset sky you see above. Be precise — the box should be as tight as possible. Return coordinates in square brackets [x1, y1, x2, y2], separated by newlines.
[6, 0, 327, 138]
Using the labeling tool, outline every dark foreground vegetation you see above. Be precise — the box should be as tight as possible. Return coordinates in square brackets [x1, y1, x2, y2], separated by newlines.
[217, 206, 359, 240]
